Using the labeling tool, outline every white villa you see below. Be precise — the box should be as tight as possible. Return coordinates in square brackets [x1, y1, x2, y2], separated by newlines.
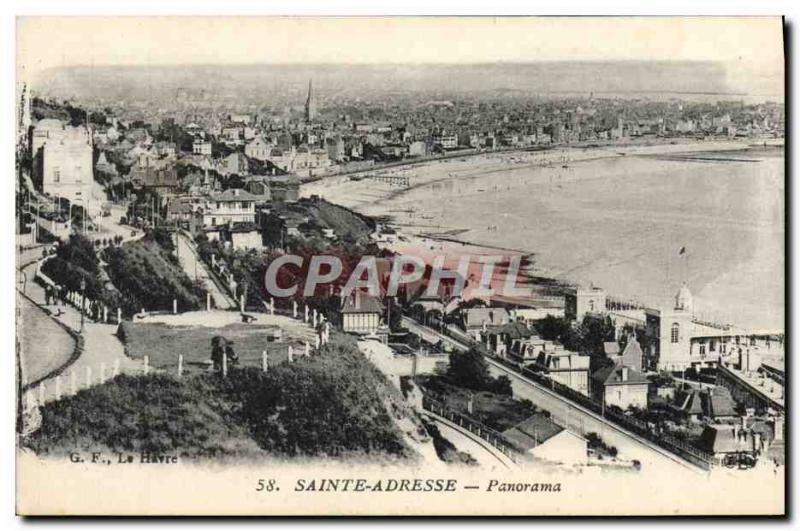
[202, 189, 257, 227]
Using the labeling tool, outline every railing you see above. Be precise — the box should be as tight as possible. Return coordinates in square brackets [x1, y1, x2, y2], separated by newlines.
[421, 394, 525, 463]
[717, 364, 784, 414]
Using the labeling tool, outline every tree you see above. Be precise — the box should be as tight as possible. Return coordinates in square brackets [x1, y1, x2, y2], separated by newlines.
[386, 297, 403, 331]
[491, 375, 513, 396]
[535, 315, 571, 341]
[446, 348, 492, 391]
[534, 315, 584, 352]
[581, 314, 616, 356]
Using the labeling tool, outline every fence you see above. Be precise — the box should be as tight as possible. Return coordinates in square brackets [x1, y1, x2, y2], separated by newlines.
[421, 394, 524, 464]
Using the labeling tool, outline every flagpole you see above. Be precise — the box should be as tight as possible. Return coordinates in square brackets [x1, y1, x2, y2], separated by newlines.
[666, 234, 671, 299]
[685, 250, 689, 285]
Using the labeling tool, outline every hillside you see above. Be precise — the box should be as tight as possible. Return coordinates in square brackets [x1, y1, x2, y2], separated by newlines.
[275, 197, 376, 246]
[104, 234, 206, 316]
[25, 334, 421, 463]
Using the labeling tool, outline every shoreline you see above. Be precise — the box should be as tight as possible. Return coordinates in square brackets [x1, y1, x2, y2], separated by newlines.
[301, 137, 779, 212]
[303, 138, 784, 329]
[302, 136, 782, 196]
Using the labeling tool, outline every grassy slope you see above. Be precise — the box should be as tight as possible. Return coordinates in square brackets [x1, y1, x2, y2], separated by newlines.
[104, 237, 205, 315]
[278, 198, 375, 245]
[26, 334, 417, 463]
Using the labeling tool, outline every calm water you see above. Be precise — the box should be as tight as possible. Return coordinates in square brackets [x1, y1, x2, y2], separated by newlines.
[382, 148, 784, 330]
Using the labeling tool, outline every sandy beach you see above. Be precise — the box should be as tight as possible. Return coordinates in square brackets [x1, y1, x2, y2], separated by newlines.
[302, 138, 784, 331]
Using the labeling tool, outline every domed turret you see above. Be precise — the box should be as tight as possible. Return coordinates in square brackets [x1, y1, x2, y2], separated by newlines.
[675, 283, 693, 312]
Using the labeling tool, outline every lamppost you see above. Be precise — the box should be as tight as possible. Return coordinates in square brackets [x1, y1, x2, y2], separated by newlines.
[80, 278, 86, 332]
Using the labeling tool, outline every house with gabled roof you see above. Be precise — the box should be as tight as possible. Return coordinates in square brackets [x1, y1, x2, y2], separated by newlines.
[461, 307, 510, 339]
[591, 365, 649, 410]
[338, 291, 383, 335]
[203, 188, 257, 227]
[502, 413, 588, 464]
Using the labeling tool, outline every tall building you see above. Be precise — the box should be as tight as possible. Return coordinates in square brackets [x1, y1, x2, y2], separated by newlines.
[304, 79, 316, 122]
[32, 119, 94, 206]
[645, 283, 695, 371]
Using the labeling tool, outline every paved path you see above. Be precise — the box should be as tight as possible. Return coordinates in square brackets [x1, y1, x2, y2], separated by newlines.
[423, 411, 517, 470]
[17, 256, 144, 404]
[174, 232, 236, 309]
[15, 210, 147, 407]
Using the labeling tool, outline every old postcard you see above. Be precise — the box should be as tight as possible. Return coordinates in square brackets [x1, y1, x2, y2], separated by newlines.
[14, 16, 785, 516]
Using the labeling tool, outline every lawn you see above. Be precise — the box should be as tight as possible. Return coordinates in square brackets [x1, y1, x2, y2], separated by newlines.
[418, 376, 538, 433]
[118, 321, 298, 372]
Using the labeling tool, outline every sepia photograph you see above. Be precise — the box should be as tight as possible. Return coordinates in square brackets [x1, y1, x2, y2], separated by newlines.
[12, 14, 786, 516]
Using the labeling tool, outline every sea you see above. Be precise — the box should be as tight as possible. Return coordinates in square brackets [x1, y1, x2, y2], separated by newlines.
[359, 147, 785, 331]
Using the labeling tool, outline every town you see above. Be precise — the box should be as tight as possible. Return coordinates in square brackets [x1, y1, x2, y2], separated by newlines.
[15, 73, 785, 475]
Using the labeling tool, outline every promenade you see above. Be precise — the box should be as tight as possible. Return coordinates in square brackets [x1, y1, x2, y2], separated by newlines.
[15, 214, 147, 412]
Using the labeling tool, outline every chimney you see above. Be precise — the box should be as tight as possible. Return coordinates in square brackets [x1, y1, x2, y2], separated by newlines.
[621, 367, 629, 381]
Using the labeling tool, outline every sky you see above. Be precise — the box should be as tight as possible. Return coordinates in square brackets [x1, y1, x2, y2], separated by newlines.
[16, 17, 785, 96]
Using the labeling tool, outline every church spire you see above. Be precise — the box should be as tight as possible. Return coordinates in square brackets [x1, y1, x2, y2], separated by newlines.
[304, 78, 316, 122]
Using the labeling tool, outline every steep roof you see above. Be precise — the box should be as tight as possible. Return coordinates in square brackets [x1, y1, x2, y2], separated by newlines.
[209, 189, 258, 202]
[707, 387, 738, 418]
[502, 413, 564, 451]
[488, 320, 535, 340]
[592, 365, 649, 387]
[340, 292, 383, 315]
[677, 390, 705, 416]
[699, 424, 749, 454]
[464, 307, 510, 328]
[620, 338, 644, 371]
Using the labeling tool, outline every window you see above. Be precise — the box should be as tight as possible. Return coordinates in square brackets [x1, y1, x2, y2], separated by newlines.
[710, 340, 716, 352]
[699, 344, 706, 356]
[53, 167, 60, 183]
[671, 323, 680, 343]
